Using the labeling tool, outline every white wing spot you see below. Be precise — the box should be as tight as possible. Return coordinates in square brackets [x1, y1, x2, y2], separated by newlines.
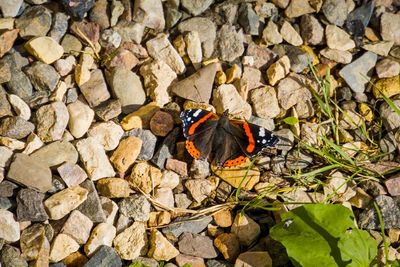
[193, 110, 202, 117]
[262, 139, 266, 144]
[259, 128, 265, 137]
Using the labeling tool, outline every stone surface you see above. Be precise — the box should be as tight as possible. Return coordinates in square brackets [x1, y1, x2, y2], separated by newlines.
[57, 162, 88, 188]
[212, 160, 260, 190]
[16, 6, 52, 38]
[231, 213, 260, 246]
[128, 161, 162, 193]
[339, 51, 378, 93]
[277, 73, 313, 110]
[119, 194, 151, 222]
[20, 223, 49, 263]
[94, 99, 122, 122]
[49, 233, 80, 263]
[214, 233, 240, 262]
[217, 25, 244, 62]
[25, 61, 60, 92]
[133, 0, 164, 31]
[212, 84, 252, 119]
[150, 111, 174, 137]
[280, 21, 303, 46]
[0, 87, 12, 118]
[320, 48, 352, 64]
[0, 245, 28, 267]
[44, 186, 88, 220]
[31, 140, 78, 167]
[262, 20, 282, 46]
[266, 56, 290, 86]
[162, 216, 213, 241]
[148, 229, 179, 261]
[79, 69, 111, 108]
[16, 188, 48, 222]
[83, 245, 122, 267]
[300, 14, 324, 45]
[61, 210, 93, 244]
[121, 102, 160, 130]
[67, 100, 95, 138]
[0, 116, 34, 139]
[0, 209, 20, 242]
[376, 59, 400, 79]
[384, 175, 400, 196]
[110, 136, 142, 173]
[285, 0, 314, 18]
[151, 127, 179, 169]
[126, 129, 157, 160]
[322, 0, 348, 26]
[108, 68, 146, 114]
[77, 179, 106, 223]
[185, 179, 213, 203]
[113, 222, 148, 260]
[238, 3, 260, 36]
[36, 101, 69, 142]
[0, 0, 23, 17]
[381, 12, 400, 45]
[178, 233, 218, 259]
[0, 29, 19, 58]
[359, 195, 400, 229]
[87, 122, 123, 151]
[235, 251, 272, 267]
[185, 31, 203, 69]
[8, 94, 30, 120]
[7, 153, 52, 193]
[176, 254, 205, 267]
[25, 37, 64, 64]
[250, 86, 280, 119]
[146, 33, 185, 74]
[76, 137, 115, 181]
[326, 25, 355, 51]
[362, 41, 394, 56]
[97, 178, 132, 198]
[84, 223, 116, 256]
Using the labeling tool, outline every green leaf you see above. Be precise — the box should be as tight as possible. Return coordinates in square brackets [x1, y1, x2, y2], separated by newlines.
[338, 229, 377, 267]
[283, 116, 299, 125]
[270, 204, 377, 267]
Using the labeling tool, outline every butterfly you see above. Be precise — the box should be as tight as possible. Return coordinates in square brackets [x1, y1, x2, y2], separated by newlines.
[180, 109, 279, 167]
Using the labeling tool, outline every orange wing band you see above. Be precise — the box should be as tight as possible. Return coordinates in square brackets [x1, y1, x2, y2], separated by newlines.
[185, 140, 201, 159]
[223, 155, 247, 167]
[242, 122, 255, 153]
[188, 112, 215, 136]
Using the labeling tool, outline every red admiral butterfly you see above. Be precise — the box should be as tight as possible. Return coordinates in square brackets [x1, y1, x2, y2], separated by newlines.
[180, 109, 279, 167]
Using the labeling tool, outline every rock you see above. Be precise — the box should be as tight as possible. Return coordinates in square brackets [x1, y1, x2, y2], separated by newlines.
[283, 45, 313, 73]
[326, 25, 355, 51]
[146, 34, 185, 74]
[0, 146, 13, 170]
[15, 6, 51, 38]
[231, 213, 260, 246]
[57, 162, 88, 188]
[372, 76, 400, 99]
[245, 42, 276, 70]
[113, 222, 148, 260]
[185, 179, 213, 203]
[213, 210, 233, 228]
[0, 117, 34, 139]
[345, 1, 373, 41]
[83, 245, 122, 267]
[154, 187, 174, 209]
[238, 3, 260, 36]
[140, 59, 176, 107]
[84, 223, 116, 256]
[87, 122, 122, 153]
[16, 188, 48, 222]
[75, 48, 94, 86]
[113, 21, 145, 44]
[250, 86, 280, 119]
[107, 68, 146, 114]
[61, 34, 82, 56]
[133, 0, 164, 31]
[212, 84, 252, 119]
[89, 0, 109, 28]
[148, 229, 179, 261]
[77, 179, 106, 223]
[320, 48, 352, 64]
[76, 137, 115, 180]
[162, 216, 212, 241]
[376, 58, 400, 79]
[110, 136, 142, 173]
[214, 233, 240, 262]
[190, 159, 210, 179]
[151, 127, 179, 169]
[150, 111, 174, 137]
[262, 20, 282, 46]
[385, 175, 400, 196]
[49, 12, 69, 42]
[217, 25, 244, 62]
[0, 87, 12, 118]
[0, 29, 19, 58]
[0, 0, 23, 17]
[380, 100, 400, 132]
[36, 101, 69, 142]
[121, 102, 160, 130]
[362, 41, 394, 56]
[177, 255, 206, 267]
[101, 197, 119, 225]
[79, 69, 111, 108]
[206, 260, 232, 267]
[25, 62, 60, 92]
[126, 129, 157, 160]
[266, 56, 290, 86]
[119, 194, 150, 222]
[8, 94, 30, 120]
[359, 195, 400, 229]
[24, 37, 63, 65]
[159, 170, 180, 190]
[22, 133, 43, 155]
[185, 31, 203, 68]
[212, 160, 260, 190]
[128, 162, 162, 193]
[165, 6, 181, 29]
[67, 100, 95, 138]
[94, 99, 122, 121]
[381, 12, 400, 45]
[97, 178, 132, 198]
[44, 186, 88, 220]
[178, 233, 218, 259]
[175, 193, 192, 209]
[6, 68, 33, 101]
[322, 0, 348, 26]
[339, 51, 378, 93]
[60, 0, 95, 21]
[0, 209, 20, 242]
[300, 14, 324, 45]
[165, 158, 187, 177]
[7, 153, 52, 192]
[30, 140, 78, 167]
[170, 63, 218, 103]
[60, 210, 93, 245]
[234, 251, 272, 267]
[1, 245, 28, 267]
[182, 0, 213, 16]
[0, 137, 25, 150]
[49, 234, 80, 263]
[280, 21, 303, 46]
[110, 0, 124, 27]
[20, 224, 49, 263]
[285, 0, 314, 18]
[277, 73, 313, 110]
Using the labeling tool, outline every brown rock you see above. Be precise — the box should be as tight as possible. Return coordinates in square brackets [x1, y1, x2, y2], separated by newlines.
[165, 158, 188, 177]
[110, 136, 142, 173]
[62, 251, 88, 267]
[57, 162, 88, 188]
[214, 233, 240, 262]
[385, 175, 400, 196]
[60, 210, 93, 244]
[213, 209, 233, 228]
[150, 111, 174, 137]
[175, 254, 206, 267]
[128, 162, 162, 194]
[231, 213, 261, 246]
[0, 29, 19, 58]
[121, 102, 160, 130]
[97, 178, 132, 198]
[234, 251, 272, 267]
[79, 69, 111, 108]
[70, 21, 100, 46]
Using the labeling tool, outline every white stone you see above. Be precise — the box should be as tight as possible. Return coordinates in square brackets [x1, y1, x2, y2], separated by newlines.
[326, 24, 356, 51]
[84, 223, 116, 256]
[87, 121, 124, 151]
[0, 209, 20, 242]
[49, 233, 80, 263]
[67, 99, 95, 138]
[113, 222, 148, 260]
[22, 133, 44, 155]
[8, 94, 31, 120]
[185, 31, 202, 69]
[280, 21, 303, 46]
[159, 170, 180, 189]
[212, 84, 252, 119]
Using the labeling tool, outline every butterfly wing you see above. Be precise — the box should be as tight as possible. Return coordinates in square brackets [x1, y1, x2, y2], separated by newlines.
[180, 109, 219, 160]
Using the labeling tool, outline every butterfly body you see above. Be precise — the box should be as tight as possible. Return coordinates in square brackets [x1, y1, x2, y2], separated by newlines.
[180, 109, 279, 167]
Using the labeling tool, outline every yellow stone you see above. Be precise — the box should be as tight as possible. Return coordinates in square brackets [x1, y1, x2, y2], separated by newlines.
[365, 27, 380, 42]
[110, 136, 142, 173]
[25, 37, 64, 64]
[183, 101, 215, 112]
[358, 103, 374, 122]
[215, 70, 227, 85]
[301, 45, 319, 65]
[202, 57, 219, 66]
[211, 159, 260, 190]
[148, 229, 179, 261]
[173, 35, 186, 57]
[372, 75, 400, 99]
[121, 102, 160, 130]
[226, 64, 241, 83]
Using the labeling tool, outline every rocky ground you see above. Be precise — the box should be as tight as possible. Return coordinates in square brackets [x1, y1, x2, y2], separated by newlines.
[0, 0, 400, 266]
